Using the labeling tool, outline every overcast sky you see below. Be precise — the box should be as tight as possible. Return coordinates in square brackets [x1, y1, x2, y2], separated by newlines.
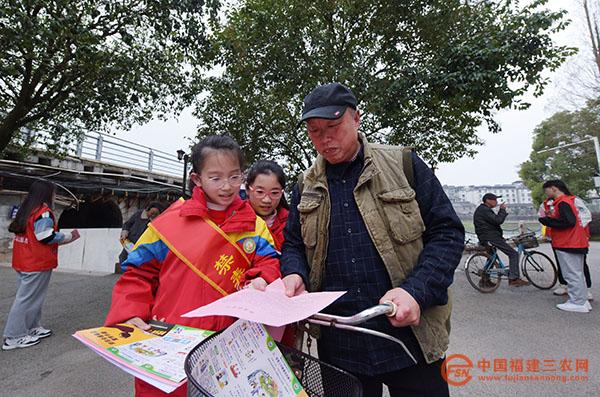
[117, 0, 588, 187]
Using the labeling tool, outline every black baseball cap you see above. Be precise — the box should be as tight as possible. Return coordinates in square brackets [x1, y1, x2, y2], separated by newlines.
[482, 193, 502, 202]
[299, 83, 358, 125]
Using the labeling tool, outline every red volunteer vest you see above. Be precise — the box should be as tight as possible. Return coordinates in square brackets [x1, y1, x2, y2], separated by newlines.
[12, 205, 59, 272]
[549, 195, 589, 249]
[149, 199, 252, 296]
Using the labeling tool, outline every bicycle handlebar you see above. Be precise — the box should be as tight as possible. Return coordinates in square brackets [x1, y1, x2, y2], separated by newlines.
[305, 302, 418, 364]
[308, 302, 396, 325]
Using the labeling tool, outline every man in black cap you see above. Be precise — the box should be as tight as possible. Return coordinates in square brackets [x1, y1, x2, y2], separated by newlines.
[473, 193, 529, 286]
[280, 82, 465, 396]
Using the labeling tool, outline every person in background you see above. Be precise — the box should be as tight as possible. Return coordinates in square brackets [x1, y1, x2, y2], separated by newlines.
[3, 180, 80, 350]
[473, 193, 529, 287]
[542, 199, 593, 301]
[105, 135, 281, 396]
[539, 180, 591, 313]
[245, 160, 289, 251]
[119, 202, 164, 264]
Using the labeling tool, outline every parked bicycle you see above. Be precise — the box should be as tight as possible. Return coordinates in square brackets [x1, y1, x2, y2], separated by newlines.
[185, 302, 414, 397]
[464, 232, 557, 293]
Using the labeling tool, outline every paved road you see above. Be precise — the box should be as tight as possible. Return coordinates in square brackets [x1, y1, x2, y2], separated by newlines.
[1, 242, 598, 396]
[447, 242, 600, 397]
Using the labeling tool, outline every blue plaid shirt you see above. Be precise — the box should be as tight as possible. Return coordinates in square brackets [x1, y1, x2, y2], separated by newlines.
[281, 148, 465, 376]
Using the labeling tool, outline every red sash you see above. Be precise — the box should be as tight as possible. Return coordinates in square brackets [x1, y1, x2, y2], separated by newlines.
[149, 200, 251, 296]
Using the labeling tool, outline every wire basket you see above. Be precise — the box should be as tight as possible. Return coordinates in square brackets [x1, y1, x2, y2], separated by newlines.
[513, 234, 539, 249]
[185, 330, 363, 397]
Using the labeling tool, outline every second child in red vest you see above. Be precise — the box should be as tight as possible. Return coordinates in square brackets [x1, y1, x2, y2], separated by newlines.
[539, 179, 591, 313]
[105, 136, 281, 397]
[246, 160, 290, 252]
[246, 160, 298, 346]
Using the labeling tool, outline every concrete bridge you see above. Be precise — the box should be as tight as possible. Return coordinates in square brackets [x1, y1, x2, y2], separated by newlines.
[0, 131, 189, 272]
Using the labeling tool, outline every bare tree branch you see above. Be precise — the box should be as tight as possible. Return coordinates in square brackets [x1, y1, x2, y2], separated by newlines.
[583, 0, 600, 74]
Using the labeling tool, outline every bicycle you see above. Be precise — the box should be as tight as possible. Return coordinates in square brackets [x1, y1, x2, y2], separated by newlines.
[464, 232, 557, 293]
[185, 302, 415, 397]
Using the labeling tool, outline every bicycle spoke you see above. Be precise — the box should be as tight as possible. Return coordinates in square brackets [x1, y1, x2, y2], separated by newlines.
[465, 252, 502, 293]
[522, 252, 557, 290]
[526, 256, 543, 272]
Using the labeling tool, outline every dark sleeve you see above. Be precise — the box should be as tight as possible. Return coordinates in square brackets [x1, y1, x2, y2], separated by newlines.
[481, 207, 508, 226]
[280, 184, 311, 288]
[399, 153, 465, 311]
[122, 210, 140, 231]
[539, 202, 576, 229]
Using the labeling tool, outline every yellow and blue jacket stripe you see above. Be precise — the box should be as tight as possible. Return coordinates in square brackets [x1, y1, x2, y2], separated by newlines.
[122, 217, 279, 271]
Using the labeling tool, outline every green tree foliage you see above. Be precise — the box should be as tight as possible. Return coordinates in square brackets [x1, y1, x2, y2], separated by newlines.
[520, 98, 600, 205]
[0, 0, 218, 154]
[195, 0, 573, 174]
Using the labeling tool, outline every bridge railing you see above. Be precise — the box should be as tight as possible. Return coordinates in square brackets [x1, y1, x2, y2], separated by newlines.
[29, 129, 185, 178]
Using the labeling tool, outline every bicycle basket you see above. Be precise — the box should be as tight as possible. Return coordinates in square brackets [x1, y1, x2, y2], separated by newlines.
[185, 330, 363, 397]
[513, 234, 539, 249]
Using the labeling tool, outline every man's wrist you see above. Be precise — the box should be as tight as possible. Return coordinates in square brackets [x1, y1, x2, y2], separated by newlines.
[397, 284, 427, 312]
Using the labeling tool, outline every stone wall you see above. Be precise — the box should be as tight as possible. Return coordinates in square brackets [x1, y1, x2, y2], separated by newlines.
[57, 228, 122, 274]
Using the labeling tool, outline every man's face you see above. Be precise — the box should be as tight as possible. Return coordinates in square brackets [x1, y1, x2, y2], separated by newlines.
[485, 199, 497, 208]
[305, 109, 361, 164]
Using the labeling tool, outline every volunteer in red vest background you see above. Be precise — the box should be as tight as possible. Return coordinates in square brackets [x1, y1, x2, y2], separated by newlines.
[3, 180, 80, 351]
[539, 179, 591, 313]
[541, 198, 593, 301]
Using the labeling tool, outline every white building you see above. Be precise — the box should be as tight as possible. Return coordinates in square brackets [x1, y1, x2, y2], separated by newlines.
[444, 181, 533, 206]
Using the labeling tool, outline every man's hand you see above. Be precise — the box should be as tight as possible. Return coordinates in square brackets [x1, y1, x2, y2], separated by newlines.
[282, 274, 306, 297]
[120, 230, 129, 240]
[500, 203, 508, 210]
[380, 288, 421, 327]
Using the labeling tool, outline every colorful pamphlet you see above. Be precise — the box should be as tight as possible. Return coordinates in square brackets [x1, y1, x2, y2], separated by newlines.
[183, 278, 346, 327]
[189, 319, 308, 397]
[74, 321, 214, 393]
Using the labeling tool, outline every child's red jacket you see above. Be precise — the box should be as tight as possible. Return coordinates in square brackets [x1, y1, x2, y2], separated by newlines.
[105, 188, 281, 396]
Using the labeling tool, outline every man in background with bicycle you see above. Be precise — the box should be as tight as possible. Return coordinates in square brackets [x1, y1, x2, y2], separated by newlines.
[280, 83, 465, 397]
[473, 193, 530, 287]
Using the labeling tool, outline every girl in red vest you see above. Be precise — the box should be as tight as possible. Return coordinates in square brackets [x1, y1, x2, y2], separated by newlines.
[245, 160, 290, 251]
[105, 136, 281, 396]
[542, 198, 593, 300]
[539, 180, 591, 313]
[245, 160, 297, 346]
[3, 180, 80, 350]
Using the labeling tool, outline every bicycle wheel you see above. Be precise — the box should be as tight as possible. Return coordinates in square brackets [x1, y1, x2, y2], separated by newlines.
[522, 251, 557, 290]
[465, 252, 502, 293]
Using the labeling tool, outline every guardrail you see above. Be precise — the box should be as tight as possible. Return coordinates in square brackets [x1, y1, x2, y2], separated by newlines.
[29, 129, 185, 178]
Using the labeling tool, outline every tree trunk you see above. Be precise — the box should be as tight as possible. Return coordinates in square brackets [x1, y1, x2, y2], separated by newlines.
[0, 106, 30, 154]
[583, 0, 600, 75]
